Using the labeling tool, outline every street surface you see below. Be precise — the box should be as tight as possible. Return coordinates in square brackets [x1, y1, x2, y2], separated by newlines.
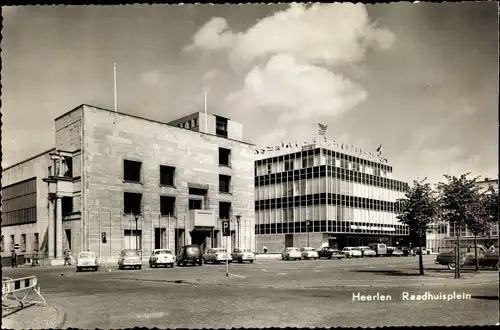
[3, 255, 498, 328]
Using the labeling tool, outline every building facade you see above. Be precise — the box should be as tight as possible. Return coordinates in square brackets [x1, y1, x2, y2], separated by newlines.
[1, 104, 255, 264]
[254, 143, 409, 252]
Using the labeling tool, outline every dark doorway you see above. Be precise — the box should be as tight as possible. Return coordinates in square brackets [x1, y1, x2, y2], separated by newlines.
[285, 234, 293, 248]
[328, 239, 338, 249]
[155, 228, 166, 249]
[65, 229, 72, 250]
[175, 228, 185, 254]
[189, 199, 202, 210]
[191, 231, 210, 253]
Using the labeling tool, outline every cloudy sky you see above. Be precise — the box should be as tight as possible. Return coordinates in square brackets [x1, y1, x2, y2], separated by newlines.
[1, 3, 498, 183]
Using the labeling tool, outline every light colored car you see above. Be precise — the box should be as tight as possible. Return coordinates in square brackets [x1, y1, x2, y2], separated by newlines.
[76, 251, 99, 272]
[392, 248, 404, 257]
[358, 246, 376, 257]
[231, 248, 255, 263]
[149, 249, 176, 268]
[342, 247, 362, 258]
[118, 249, 143, 270]
[282, 247, 301, 261]
[300, 247, 319, 260]
[203, 248, 232, 264]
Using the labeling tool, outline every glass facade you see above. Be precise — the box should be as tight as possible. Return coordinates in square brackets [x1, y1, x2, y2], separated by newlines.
[255, 147, 409, 237]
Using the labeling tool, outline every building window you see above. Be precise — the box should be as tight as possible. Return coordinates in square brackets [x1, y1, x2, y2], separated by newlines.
[62, 157, 73, 177]
[219, 201, 231, 220]
[34, 233, 39, 251]
[219, 175, 231, 194]
[1, 178, 37, 227]
[215, 116, 228, 138]
[284, 160, 294, 171]
[193, 118, 198, 127]
[160, 196, 175, 216]
[219, 148, 231, 167]
[1, 236, 4, 252]
[124, 192, 142, 214]
[62, 197, 73, 215]
[160, 165, 175, 186]
[302, 155, 314, 168]
[123, 160, 142, 183]
[10, 235, 15, 251]
[189, 199, 203, 210]
[48, 165, 52, 176]
[267, 164, 272, 174]
[21, 234, 26, 252]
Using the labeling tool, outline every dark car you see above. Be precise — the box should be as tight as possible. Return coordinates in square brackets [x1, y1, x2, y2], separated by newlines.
[177, 244, 203, 267]
[318, 246, 345, 259]
[401, 247, 414, 256]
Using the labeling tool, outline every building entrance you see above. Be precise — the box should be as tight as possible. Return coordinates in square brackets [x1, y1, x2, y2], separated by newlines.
[154, 228, 167, 249]
[190, 228, 213, 253]
[285, 234, 293, 248]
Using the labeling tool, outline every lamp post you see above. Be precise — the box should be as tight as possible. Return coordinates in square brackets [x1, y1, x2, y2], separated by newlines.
[307, 221, 310, 247]
[236, 215, 241, 248]
[134, 213, 139, 251]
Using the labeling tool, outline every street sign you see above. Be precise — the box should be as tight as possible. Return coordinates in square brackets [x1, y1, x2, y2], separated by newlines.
[101, 232, 107, 244]
[13, 244, 20, 250]
[222, 220, 231, 237]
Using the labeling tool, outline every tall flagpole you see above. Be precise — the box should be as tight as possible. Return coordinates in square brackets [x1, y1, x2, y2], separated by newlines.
[113, 63, 117, 112]
[204, 92, 208, 132]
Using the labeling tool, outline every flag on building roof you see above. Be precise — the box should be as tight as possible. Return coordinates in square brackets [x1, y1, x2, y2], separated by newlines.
[376, 144, 383, 153]
[318, 123, 328, 136]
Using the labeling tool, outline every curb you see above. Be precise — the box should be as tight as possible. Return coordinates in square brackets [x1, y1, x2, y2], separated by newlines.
[49, 302, 67, 329]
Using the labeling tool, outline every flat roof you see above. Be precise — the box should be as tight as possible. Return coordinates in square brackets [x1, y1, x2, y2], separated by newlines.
[2, 148, 55, 172]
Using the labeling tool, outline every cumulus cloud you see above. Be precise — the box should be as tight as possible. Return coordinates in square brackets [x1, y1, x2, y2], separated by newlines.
[226, 54, 367, 123]
[185, 3, 395, 65]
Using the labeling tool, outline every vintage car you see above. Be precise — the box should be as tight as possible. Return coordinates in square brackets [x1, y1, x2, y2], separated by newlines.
[300, 247, 319, 260]
[231, 248, 255, 263]
[342, 247, 362, 258]
[282, 247, 301, 261]
[118, 249, 143, 270]
[357, 246, 376, 257]
[177, 245, 203, 266]
[448, 249, 499, 270]
[391, 248, 405, 257]
[318, 247, 345, 259]
[436, 245, 487, 266]
[203, 248, 232, 264]
[76, 251, 99, 272]
[149, 249, 176, 268]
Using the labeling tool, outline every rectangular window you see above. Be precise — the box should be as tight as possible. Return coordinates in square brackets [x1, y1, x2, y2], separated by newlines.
[302, 155, 314, 168]
[215, 116, 228, 138]
[34, 233, 39, 250]
[189, 199, 202, 210]
[124, 192, 142, 214]
[123, 160, 142, 183]
[62, 197, 73, 215]
[0, 236, 4, 252]
[1, 178, 37, 226]
[219, 175, 231, 193]
[219, 148, 231, 167]
[10, 235, 15, 251]
[193, 118, 198, 127]
[284, 160, 294, 171]
[220, 202, 231, 220]
[160, 165, 175, 186]
[160, 196, 175, 216]
[21, 234, 26, 252]
[63, 157, 73, 177]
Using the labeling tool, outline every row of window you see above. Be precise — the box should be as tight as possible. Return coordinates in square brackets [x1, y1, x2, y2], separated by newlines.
[448, 223, 499, 238]
[2, 207, 37, 227]
[254, 221, 409, 235]
[255, 149, 392, 176]
[177, 118, 199, 130]
[255, 178, 403, 202]
[0, 233, 39, 253]
[124, 192, 233, 219]
[124, 147, 232, 184]
[256, 206, 400, 226]
[2, 177, 36, 201]
[256, 165, 407, 192]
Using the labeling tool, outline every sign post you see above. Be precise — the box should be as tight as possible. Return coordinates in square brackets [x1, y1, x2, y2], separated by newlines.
[222, 220, 231, 277]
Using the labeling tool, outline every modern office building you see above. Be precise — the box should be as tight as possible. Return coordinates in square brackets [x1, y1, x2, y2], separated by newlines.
[254, 143, 410, 252]
[1, 104, 255, 264]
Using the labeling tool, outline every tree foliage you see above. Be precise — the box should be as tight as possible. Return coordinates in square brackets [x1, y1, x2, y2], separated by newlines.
[396, 178, 439, 231]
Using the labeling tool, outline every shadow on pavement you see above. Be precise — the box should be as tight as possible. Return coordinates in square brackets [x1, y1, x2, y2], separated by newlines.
[471, 295, 499, 300]
[350, 270, 422, 276]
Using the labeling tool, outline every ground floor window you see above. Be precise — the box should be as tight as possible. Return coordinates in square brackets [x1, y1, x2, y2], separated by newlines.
[21, 234, 26, 252]
[124, 229, 142, 251]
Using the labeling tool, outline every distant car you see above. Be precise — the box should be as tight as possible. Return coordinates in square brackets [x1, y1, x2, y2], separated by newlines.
[76, 251, 99, 272]
[149, 249, 176, 268]
[318, 247, 345, 259]
[231, 248, 255, 263]
[413, 247, 427, 255]
[282, 247, 301, 261]
[392, 248, 404, 257]
[118, 249, 142, 270]
[300, 247, 319, 260]
[342, 247, 362, 258]
[401, 247, 415, 256]
[369, 243, 388, 257]
[177, 244, 203, 267]
[357, 246, 376, 257]
[203, 248, 232, 264]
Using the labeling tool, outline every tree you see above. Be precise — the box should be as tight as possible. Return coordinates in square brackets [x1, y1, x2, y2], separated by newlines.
[396, 178, 438, 275]
[465, 191, 489, 271]
[484, 185, 499, 246]
[437, 173, 482, 279]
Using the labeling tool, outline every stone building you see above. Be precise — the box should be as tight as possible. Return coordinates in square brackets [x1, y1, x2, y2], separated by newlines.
[1, 104, 255, 264]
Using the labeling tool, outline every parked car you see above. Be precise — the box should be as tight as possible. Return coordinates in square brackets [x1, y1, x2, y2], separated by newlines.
[357, 246, 376, 257]
[76, 251, 99, 272]
[203, 248, 232, 264]
[318, 247, 345, 259]
[177, 245, 203, 266]
[392, 248, 404, 257]
[300, 247, 319, 260]
[368, 243, 387, 257]
[401, 247, 415, 256]
[413, 247, 427, 255]
[231, 248, 255, 263]
[149, 249, 176, 268]
[282, 247, 301, 260]
[118, 249, 142, 270]
[342, 247, 362, 258]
